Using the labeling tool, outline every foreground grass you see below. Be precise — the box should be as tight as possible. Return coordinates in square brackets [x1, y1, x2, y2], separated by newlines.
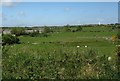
[2, 45, 118, 79]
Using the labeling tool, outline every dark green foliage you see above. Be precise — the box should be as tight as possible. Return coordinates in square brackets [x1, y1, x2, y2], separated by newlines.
[11, 27, 26, 36]
[44, 27, 51, 33]
[2, 34, 20, 45]
[41, 33, 48, 37]
[29, 30, 39, 37]
[64, 25, 82, 32]
[76, 26, 82, 31]
[64, 25, 71, 32]
[118, 30, 120, 39]
[30, 32, 48, 37]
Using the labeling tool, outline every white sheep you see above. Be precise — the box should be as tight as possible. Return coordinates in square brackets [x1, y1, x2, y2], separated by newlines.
[85, 45, 88, 47]
[77, 46, 80, 48]
[108, 57, 111, 61]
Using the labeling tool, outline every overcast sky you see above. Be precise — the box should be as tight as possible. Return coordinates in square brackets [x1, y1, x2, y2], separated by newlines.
[1, 1, 119, 27]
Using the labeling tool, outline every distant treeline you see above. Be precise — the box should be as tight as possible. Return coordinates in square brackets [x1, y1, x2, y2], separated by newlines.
[2, 23, 120, 29]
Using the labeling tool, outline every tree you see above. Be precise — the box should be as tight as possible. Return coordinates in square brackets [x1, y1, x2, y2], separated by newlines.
[76, 26, 82, 31]
[2, 34, 20, 45]
[30, 30, 39, 37]
[64, 24, 71, 32]
[11, 27, 25, 36]
[44, 27, 51, 33]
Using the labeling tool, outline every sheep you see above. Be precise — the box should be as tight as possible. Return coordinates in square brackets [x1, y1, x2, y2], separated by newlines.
[85, 45, 88, 47]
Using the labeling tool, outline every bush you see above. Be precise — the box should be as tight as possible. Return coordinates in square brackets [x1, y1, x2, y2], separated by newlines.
[44, 27, 51, 33]
[118, 31, 120, 39]
[29, 31, 48, 37]
[2, 34, 20, 45]
[11, 27, 26, 36]
[29, 30, 39, 37]
[76, 26, 82, 31]
[64, 26, 71, 32]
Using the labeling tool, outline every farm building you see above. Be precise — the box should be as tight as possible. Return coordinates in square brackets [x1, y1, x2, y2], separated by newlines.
[25, 28, 44, 33]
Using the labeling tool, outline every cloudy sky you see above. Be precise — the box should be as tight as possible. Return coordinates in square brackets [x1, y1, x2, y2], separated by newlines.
[1, 1, 119, 27]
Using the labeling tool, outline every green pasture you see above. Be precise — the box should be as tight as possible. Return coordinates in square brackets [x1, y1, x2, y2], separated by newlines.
[4, 28, 118, 63]
[5, 26, 118, 61]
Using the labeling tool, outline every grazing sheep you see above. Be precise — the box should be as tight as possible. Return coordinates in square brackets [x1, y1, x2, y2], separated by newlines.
[85, 45, 88, 47]
[105, 37, 108, 40]
[77, 46, 80, 48]
[32, 43, 38, 45]
[108, 57, 111, 61]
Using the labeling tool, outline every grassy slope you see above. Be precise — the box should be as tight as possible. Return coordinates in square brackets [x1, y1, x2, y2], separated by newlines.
[12, 27, 118, 58]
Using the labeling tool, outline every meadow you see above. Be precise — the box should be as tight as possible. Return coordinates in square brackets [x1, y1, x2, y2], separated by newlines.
[2, 26, 119, 79]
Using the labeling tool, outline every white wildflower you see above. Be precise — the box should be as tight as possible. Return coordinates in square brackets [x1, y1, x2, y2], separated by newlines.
[12, 34, 16, 36]
[116, 45, 120, 47]
[61, 68, 65, 71]
[108, 57, 111, 61]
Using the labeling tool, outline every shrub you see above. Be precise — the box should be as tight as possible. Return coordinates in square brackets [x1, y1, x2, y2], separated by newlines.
[11, 27, 26, 36]
[64, 26, 71, 32]
[2, 34, 20, 45]
[117, 31, 120, 39]
[29, 30, 39, 37]
[44, 27, 51, 33]
[76, 26, 82, 31]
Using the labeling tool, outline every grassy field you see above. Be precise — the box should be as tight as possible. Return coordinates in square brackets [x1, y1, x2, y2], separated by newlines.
[2, 26, 119, 79]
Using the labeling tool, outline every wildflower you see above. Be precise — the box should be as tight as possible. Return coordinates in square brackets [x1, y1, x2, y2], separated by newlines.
[108, 56, 111, 61]
[102, 64, 104, 66]
[113, 66, 116, 70]
[77, 46, 80, 48]
[96, 56, 99, 58]
[12, 34, 16, 36]
[116, 45, 120, 47]
[58, 68, 65, 75]
[61, 68, 65, 71]
[75, 65, 77, 68]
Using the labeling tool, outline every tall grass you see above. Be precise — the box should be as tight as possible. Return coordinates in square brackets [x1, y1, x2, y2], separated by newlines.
[2, 46, 118, 79]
